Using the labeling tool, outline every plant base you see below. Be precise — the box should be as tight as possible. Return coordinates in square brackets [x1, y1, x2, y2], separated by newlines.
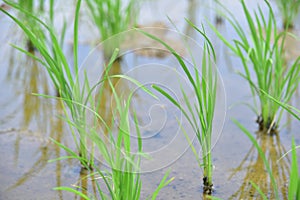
[78, 153, 94, 170]
[203, 176, 213, 195]
[256, 115, 278, 135]
[283, 21, 294, 30]
[26, 40, 36, 53]
[215, 15, 223, 25]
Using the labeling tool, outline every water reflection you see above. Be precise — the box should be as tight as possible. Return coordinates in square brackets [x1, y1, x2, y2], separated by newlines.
[52, 101, 65, 200]
[212, 0, 223, 26]
[6, 101, 65, 194]
[184, 0, 198, 37]
[7, 143, 51, 191]
[229, 132, 290, 199]
[6, 51, 53, 129]
[72, 170, 98, 200]
[94, 59, 127, 136]
[76, 57, 132, 198]
[284, 29, 300, 66]
[280, 29, 300, 132]
[2, 49, 69, 197]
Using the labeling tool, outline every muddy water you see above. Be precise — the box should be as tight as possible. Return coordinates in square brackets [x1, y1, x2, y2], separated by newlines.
[1, 0, 300, 199]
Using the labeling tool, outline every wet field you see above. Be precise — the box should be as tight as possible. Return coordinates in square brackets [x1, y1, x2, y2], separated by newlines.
[0, 0, 300, 199]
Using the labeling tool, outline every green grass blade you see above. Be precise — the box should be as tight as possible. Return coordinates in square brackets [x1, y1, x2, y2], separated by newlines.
[288, 138, 299, 200]
[151, 170, 174, 200]
[250, 181, 269, 200]
[53, 187, 90, 200]
[260, 90, 300, 121]
[73, 0, 81, 73]
[137, 29, 198, 93]
[186, 19, 216, 61]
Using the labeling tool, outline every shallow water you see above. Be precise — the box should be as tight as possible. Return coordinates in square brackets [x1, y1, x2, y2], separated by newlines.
[1, 0, 300, 199]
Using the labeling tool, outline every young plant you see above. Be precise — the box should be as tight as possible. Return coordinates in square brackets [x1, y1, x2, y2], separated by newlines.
[210, 0, 300, 134]
[0, 0, 94, 168]
[51, 50, 174, 200]
[13, 0, 45, 52]
[85, 0, 138, 58]
[140, 22, 218, 194]
[275, 0, 300, 29]
[2, 0, 174, 198]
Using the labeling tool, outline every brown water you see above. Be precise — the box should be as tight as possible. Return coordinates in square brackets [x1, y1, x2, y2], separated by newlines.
[1, 0, 300, 199]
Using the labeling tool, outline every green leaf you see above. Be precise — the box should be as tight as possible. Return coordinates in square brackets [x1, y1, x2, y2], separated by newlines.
[53, 187, 90, 200]
[151, 170, 174, 200]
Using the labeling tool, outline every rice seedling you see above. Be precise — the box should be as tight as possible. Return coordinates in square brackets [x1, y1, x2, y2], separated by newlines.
[274, 0, 300, 29]
[1, 1, 174, 198]
[52, 60, 174, 199]
[0, 0, 95, 168]
[16, 0, 39, 52]
[85, 0, 138, 58]
[210, 0, 300, 134]
[13, 0, 51, 52]
[139, 21, 218, 194]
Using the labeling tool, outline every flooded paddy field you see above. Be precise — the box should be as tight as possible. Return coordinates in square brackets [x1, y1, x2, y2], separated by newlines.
[0, 0, 300, 199]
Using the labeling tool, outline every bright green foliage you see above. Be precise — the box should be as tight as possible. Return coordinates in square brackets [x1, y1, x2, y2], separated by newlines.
[0, 0, 94, 167]
[140, 21, 218, 194]
[260, 90, 300, 121]
[275, 0, 300, 29]
[17, 0, 45, 13]
[91, 56, 145, 199]
[85, 0, 138, 57]
[288, 139, 300, 200]
[14, 0, 48, 51]
[50, 50, 174, 199]
[210, 0, 300, 133]
[1, 1, 174, 198]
